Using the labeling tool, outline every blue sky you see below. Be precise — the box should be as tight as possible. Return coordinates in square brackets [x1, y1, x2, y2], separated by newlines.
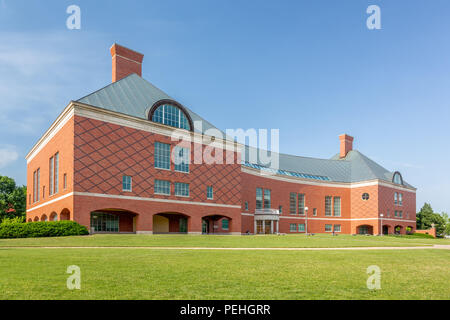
[0, 0, 449, 213]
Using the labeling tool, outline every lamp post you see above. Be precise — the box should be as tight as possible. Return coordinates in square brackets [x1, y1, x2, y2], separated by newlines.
[305, 207, 308, 235]
[380, 213, 384, 236]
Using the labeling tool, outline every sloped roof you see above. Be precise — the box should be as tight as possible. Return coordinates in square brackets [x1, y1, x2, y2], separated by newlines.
[77, 73, 222, 135]
[76, 74, 414, 187]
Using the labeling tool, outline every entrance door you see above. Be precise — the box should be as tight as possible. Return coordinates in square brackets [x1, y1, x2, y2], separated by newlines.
[179, 217, 188, 233]
[383, 225, 389, 235]
[264, 221, 271, 234]
[202, 219, 209, 234]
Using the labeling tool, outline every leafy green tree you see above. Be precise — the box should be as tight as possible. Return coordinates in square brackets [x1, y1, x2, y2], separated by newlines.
[0, 176, 26, 222]
[416, 203, 447, 236]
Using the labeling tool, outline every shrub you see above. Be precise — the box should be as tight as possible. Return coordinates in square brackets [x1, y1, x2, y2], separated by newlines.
[1, 216, 25, 225]
[406, 233, 435, 239]
[0, 220, 89, 239]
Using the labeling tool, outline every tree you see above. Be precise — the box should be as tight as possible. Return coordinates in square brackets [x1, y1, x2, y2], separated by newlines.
[442, 212, 450, 236]
[0, 176, 26, 222]
[416, 203, 447, 237]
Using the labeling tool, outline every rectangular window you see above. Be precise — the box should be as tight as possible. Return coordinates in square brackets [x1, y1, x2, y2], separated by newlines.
[154, 142, 171, 170]
[43, 186, 45, 199]
[333, 197, 341, 217]
[394, 211, 398, 217]
[298, 194, 305, 215]
[399, 193, 403, 206]
[63, 173, 67, 189]
[32, 170, 36, 203]
[54, 152, 59, 194]
[325, 196, 332, 216]
[122, 175, 132, 192]
[36, 168, 40, 202]
[325, 224, 333, 232]
[399, 211, 403, 218]
[49, 156, 54, 195]
[154, 179, 171, 195]
[175, 182, 189, 197]
[256, 188, 263, 209]
[222, 219, 229, 230]
[245, 201, 248, 211]
[394, 192, 398, 205]
[313, 208, 317, 216]
[174, 146, 190, 173]
[290, 223, 297, 232]
[289, 192, 297, 214]
[298, 223, 305, 232]
[264, 189, 271, 209]
[334, 224, 341, 232]
[207, 186, 213, 200]
[90, 212, 119, 233]
[279, 205, 282, 214]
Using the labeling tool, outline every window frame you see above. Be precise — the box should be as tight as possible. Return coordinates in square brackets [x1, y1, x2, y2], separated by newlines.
[154, 142, 171, 170]
[154, 179, 171, 195]
[122, 175, 132, 192]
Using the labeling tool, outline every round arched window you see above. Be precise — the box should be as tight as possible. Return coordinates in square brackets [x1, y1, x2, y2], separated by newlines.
[150, 102, 191, 130]
[362, 193, 370, 201]
[392, 172, 403, 185]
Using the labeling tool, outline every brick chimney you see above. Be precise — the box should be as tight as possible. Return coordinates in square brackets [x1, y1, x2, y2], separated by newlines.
[339, 134, 354, 158]
[110, 43, 144, 82]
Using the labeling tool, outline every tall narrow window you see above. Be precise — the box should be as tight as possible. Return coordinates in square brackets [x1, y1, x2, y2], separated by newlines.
[394, 192, 398, 205]
[289, 193, 297, 215]
[298, 194, 305, 215]
[36, 168, 40, 202]
[54, 152, 59, 194]
[325, 224, 332, 232]
[334, 225, 341, 232]
[333, 197, 341, 217]
[245, 201, 249, 211]
[32, 170, 36, 203]
[174, 146, 190, 173]
[49, 156, 54, 195]
[399, 193, 403, 206]
[325, 196, 332, 216]
[154, 142, 171, 170]
[290, 224, 297, 232]
[63, 173, 67, 189]
[279, 205, 282, 214]
[264, 189, 271, 209]
[207, 186, 213, 200]
[298, 224, 305, 232]
[313, 208, 317, 216]
[122, 175, 132, 192]
[256, 188, 263, 209]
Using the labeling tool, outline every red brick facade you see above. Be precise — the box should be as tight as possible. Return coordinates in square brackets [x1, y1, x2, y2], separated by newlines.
[25, 103, 416, 235]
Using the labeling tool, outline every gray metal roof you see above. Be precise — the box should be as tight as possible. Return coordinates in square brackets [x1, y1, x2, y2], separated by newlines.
[77, 74, 414, 187]
[77, 73, 222, 135]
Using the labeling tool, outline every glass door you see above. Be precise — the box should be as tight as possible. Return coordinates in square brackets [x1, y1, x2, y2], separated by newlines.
[179, 217, 188, 233]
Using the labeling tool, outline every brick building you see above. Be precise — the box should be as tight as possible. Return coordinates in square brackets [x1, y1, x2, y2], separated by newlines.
[25, 44, 416, 235]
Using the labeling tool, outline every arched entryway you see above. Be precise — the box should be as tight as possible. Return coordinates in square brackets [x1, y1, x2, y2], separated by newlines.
[202, 215, 232, 234]
[50, 212, 58, 221]
[406, 226, 414, 235]
[27, 218, 32, 222]
[33, 216, 39, 222]
[394, 225, 403, 235]
[60, 208, 70, 221]
[90, 209, 138, 233]
[41, 214, 48, 222]
[382, 225, 391, 235]
[153, 213, 189, 234]
[357, 225, 373, 235]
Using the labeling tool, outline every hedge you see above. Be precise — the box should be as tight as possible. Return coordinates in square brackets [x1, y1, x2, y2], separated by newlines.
[0, 221, 89, 239]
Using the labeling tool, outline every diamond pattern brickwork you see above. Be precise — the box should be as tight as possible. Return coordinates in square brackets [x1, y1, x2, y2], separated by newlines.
[74, 115, 241, 206]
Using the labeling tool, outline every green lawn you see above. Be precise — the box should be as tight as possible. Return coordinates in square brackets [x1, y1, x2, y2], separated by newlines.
[0, 248, 449, 299]
[0, 233, 449, 248]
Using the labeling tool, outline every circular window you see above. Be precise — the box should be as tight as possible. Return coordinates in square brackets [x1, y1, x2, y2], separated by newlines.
[362, 193, 370, 201]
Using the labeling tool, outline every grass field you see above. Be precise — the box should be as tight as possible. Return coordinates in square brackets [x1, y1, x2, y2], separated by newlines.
[1, 234, 449, 300]
[1, 233, 449, 248]
[0, 247, 449, 299]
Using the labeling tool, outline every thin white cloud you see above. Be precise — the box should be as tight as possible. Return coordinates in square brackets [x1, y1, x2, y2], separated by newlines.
[0, 147, 19, 168]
